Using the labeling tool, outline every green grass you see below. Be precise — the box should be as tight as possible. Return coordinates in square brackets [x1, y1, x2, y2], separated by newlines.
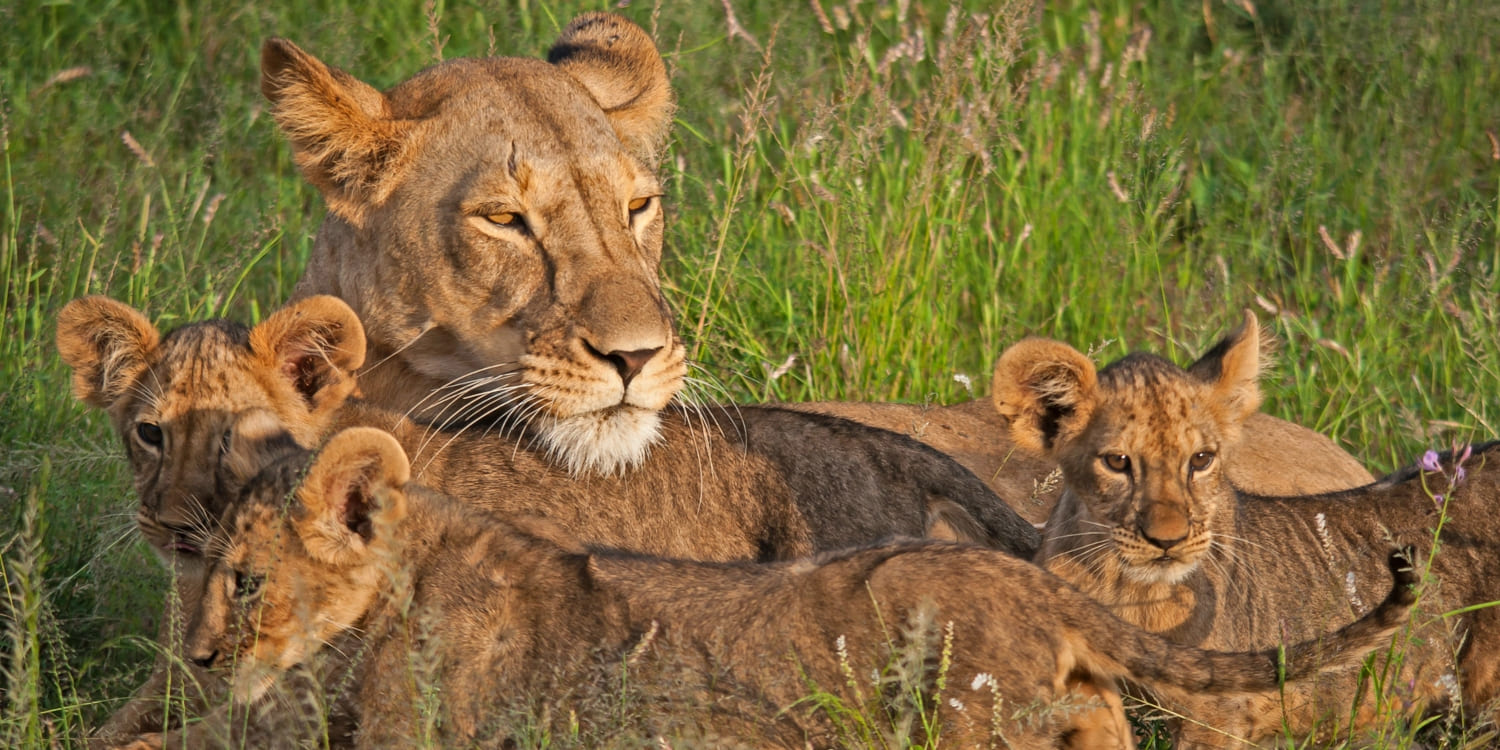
[1, 0, 1497, 746]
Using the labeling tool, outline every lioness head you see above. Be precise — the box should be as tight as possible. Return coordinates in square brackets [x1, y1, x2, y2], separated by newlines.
[993, 312, 1263, 585]
[56, 295, 364, 561]
[264, 13, 685, 476]
[186, 427, 408, 703]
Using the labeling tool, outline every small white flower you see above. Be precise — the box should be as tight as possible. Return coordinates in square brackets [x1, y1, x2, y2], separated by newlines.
[953, 373, 973, 394]
[971, 672, 994, 691]
[948, 697, 966, 712]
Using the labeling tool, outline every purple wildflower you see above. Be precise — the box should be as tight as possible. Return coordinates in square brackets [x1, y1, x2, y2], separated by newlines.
[1419, 450, 1442, 473]
[1455, 465, 1467, 485]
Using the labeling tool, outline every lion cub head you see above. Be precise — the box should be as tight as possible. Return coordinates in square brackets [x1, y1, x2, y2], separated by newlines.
[56, 295, 364, 562]
[186, 428, 408, 703]
[264, 13, 685, 476]
[993, 312, 1264, 585]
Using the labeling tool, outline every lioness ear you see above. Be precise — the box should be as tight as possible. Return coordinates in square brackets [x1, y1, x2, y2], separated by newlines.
[548, 13, 675, 166]
[298, 428, 410, 566]
[261, 38, 414, 222]
[1189, 310, 1263, 428]
[249, 296, 366, 419]
[992, 339, 1099, 455]
[56, 296, 161, 410]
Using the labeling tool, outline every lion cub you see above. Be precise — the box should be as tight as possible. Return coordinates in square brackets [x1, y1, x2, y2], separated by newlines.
[57, 294, 1035, 741]
[995, 311, 1500, 746]
[161, 426, 1416, 749]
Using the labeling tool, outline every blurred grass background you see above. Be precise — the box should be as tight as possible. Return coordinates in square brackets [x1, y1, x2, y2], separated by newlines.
[1, 0, 1496, 745]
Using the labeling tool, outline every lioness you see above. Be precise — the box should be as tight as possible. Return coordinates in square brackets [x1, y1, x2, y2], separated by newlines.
[57, 294, 1037, 741]
[265, 13, 683, 477]
[159, 426, 1416, 749]
[263, 11, 1376, 509]
[995, 311, 1500, 746]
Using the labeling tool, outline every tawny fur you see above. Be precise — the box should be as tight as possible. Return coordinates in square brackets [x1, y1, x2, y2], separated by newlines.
[171, 428, 1415, 749]
[793, 380, 1373, 527]
[264, 14, 684, 477]
[998, 310, 1500, 747]
[56, 294, 1037, 744]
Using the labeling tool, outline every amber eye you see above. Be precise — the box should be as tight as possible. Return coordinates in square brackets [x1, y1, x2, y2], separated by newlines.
[1189, 451, 1215, 472]
[627, 196, 652, 215]
[136, 422, 164, 447]
[234, 571, 264, 599]
[486, 212, 524, 229]
[1102, 454, 1131, 473]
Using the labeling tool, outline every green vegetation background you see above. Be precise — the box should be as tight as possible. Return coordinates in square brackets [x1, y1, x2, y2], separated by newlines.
[1, 0, 1496, 745]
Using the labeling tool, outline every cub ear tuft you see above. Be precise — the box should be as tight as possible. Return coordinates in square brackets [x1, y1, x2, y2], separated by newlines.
[249, 296, 366, 421]
[1190, 310, 1263, 428]
[260, 38, 413, 221]
[992, 338, 1099, 455]
[297, 427, 410, 565]
[56, 296, 161, 410]
[548, 13, 675, 166]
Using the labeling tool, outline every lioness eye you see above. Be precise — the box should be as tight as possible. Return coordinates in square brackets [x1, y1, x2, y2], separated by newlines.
[1102, 454, 1131, 473]
[627, 196, 652, 215]
[136, 422, 164, 447]
[486, 212, 524, 230]
[234, 571, 264, 599]
[1189, 451, 1215, 472]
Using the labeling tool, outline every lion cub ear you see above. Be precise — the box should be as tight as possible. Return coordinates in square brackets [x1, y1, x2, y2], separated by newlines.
[249, 296, 366, 419]
[260, 38, 414, 222]
[1188, 310, 1264, 430]
[548, 13, 675, 166]
[56, 296, 161, 410]
[297, 427, 410, 566]
[992, 339, 1100, 455]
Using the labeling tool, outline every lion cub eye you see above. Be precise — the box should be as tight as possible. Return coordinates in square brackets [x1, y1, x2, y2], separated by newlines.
[1102, 454, 1131, 473]
[1189, 451, 1216, 472]
[627, 196, 653, 216]
[234, 571, 264, 600]
[136, 421, 164, 448]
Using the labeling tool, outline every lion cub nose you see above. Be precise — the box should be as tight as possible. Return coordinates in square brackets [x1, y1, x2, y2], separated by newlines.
[589, 344, 661, 388]
[189, 649, 219, 669]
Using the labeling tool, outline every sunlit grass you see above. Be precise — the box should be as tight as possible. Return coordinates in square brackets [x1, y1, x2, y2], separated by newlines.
[1, 0, 1497, 746]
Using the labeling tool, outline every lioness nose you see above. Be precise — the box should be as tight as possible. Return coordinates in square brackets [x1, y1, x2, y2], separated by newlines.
[594, 346, 661, 388]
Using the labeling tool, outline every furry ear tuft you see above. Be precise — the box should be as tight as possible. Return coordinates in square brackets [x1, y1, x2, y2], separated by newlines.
[548, 13, 675, 166]
[992, 339, 1100, 454]
[261, 38, 413, 222]
[56, 296, 161, 410]
[1190, 310, 1264, 430]
[249, 296, 366, 424]
[297, 427, 410, 565]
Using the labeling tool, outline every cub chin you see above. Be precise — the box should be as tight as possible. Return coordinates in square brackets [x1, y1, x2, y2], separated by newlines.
[997, 310, 1500, 747]
[162, 427, 1415, 749]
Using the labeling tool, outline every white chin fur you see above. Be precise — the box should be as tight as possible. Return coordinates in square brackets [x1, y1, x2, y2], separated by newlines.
[1121, 558, 1200, 586]
[536, 408, 662, 477]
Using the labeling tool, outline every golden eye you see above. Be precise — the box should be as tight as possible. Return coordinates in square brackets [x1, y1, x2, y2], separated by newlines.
[1102, 454, 1131, 473]
[627, 196, 651, 214]
[486, 212, 521, 227]
[1189, 451, 1215, 472]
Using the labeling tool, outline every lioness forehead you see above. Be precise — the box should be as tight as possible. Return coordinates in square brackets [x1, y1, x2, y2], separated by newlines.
[389, 58, 625, 149]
